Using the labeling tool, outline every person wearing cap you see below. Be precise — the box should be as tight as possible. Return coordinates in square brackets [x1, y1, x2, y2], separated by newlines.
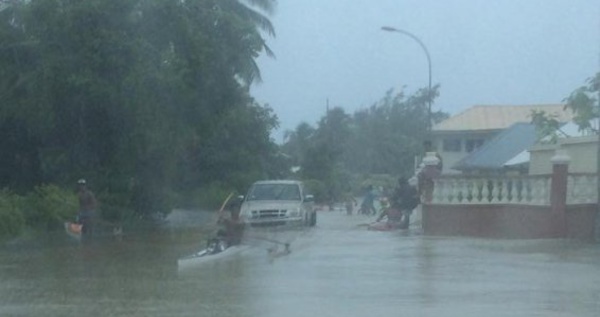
[77, 179, 97, 238]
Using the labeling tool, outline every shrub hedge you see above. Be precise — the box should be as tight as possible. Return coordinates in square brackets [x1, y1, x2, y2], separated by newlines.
[0, 185, 78, 240]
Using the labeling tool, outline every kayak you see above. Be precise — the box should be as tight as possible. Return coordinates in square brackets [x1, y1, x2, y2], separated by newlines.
[178, 192, 251, 271]
[367, 221, 401, 231]
[64, 222, 82, 241]
[177, 244, 251, 271]
[368, 209, 409, 231]
[64, 221, 123, 241]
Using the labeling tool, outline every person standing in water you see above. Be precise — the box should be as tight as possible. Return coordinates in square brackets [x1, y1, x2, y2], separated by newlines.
[77, 179, 97, 238]
[390, 177, 420, 229]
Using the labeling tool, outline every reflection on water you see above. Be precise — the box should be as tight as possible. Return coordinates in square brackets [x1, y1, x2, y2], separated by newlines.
[1, 213, 600, 317]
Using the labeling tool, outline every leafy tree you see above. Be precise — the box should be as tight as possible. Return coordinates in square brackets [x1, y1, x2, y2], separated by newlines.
[282, 122, 316, 167]
[564, 72, 599, 133]
[0, 0, 280, 218]
[530, 110, 563, 143]
[301, 108, 350, 176]
[344, 86, 443, 175]
[282, 86, 445, 203]
[530, 72, 599, 142]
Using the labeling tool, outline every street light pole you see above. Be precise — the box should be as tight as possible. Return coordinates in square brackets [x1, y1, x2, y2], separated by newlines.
[381, 26, 433, 133]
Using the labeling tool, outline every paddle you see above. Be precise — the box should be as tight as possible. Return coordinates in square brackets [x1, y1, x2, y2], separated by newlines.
[215, 192, 292, 256]
[218, 192, 235, 217]
[243, 234, 291, 246]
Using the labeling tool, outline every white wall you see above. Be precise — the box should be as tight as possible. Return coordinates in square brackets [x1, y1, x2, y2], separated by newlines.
[529, 136, 598, 175]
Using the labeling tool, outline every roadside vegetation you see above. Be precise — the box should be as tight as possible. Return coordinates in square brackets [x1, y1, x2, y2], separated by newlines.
[1, 0, 594, 241]
[531, 72, 600, 140]
[283, 87, 448, 204]
[0, 0, 281, 239]
[0, 185, 76, 239]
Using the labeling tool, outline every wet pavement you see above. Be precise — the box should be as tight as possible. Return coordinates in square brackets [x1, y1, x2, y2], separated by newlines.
[1, 211, 600, 316]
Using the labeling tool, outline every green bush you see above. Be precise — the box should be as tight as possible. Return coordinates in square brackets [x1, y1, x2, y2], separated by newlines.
[184, 183, 238, 211]
[0, 189, 25, 239]
[22, 184, 77, 230]
[97, 191, 135, 225]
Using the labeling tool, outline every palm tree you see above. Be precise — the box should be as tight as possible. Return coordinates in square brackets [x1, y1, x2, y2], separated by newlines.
[218, 0, 277, 85]
[235, 0, 276, 37]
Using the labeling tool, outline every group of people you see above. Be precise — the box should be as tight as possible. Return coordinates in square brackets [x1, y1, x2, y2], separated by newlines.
[342, 176, 420, 230]
[375, 177, 420, 229]
[359, 141, 443, 229]
[76, 138, 440, 245]
[74, 178, 245, 249]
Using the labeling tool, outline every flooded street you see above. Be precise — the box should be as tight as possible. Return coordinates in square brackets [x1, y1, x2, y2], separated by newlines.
[1, 211, 600, 316]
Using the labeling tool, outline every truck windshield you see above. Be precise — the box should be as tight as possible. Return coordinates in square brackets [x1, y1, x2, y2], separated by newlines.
[247, 184, 302, 201]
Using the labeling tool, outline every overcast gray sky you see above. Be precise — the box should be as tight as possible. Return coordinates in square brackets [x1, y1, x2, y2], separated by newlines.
[250, 0, 600, 142]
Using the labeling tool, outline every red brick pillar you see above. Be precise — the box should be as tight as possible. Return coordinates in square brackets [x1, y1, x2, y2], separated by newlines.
[550, 150, 570, 238]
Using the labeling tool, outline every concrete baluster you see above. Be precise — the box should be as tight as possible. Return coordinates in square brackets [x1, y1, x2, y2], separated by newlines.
[490, 178, 499, 203]
[481, 178, 490, 203]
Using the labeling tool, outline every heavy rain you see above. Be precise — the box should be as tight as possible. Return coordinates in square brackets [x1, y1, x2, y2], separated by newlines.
[2, 211, 600, 316]
[1, 1, 599, 316]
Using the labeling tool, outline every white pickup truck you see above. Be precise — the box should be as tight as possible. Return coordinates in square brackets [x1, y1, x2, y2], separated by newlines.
[239, 180, 317, 227]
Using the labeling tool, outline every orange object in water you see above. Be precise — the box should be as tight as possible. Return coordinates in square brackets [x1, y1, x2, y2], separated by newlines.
[68, 222, 82, 234]
[368, 222, 395, 231]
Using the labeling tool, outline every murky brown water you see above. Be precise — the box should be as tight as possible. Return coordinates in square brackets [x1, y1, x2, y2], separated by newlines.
[1, 212, 600, 317]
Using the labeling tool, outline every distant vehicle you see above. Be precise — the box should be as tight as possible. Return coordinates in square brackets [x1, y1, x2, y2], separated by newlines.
[239, 180, 317, 227]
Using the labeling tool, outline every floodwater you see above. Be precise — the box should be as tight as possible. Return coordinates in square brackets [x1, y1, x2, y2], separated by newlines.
[1, 211, 600, 317]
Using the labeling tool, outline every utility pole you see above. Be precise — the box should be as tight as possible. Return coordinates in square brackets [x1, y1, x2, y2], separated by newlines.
[597, 73, 600, 242]
[381, 26, 432, 134]
[596, 45, 600, 242]
[381, 26, 434, 175]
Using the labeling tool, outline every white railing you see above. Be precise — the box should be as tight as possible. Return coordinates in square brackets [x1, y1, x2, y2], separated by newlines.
[431, 176, 551, 205]
[567, 174, 598, 205]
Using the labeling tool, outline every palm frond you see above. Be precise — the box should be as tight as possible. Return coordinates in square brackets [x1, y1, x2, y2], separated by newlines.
[241, 0, 276, 15]
[247, 57, 262, 83]
[263, 41, 275, 58]
[233, 2, 275, 37]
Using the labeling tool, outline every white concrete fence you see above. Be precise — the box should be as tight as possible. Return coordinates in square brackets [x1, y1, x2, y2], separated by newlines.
[567, 174, 598, 205]
[431, 174, 598, 206]
[431, 176, 552, 205]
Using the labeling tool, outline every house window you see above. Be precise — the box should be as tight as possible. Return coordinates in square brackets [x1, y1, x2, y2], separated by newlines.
[466, 139, 485, 153]
[442, 139, 461, 152]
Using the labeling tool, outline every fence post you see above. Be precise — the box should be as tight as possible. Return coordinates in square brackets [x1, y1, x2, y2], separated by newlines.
[550, 150, 570, 238]
[419, 152, 441, 203]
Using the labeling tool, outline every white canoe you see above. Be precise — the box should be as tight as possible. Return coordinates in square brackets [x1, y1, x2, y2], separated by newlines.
[177, 245, 251, 271]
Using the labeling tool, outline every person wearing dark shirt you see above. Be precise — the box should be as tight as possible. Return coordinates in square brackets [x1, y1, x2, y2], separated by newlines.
[77, 179, 97, 238]
[390, 177, 420, 229]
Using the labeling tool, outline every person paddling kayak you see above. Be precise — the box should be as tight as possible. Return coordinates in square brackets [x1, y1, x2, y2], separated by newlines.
[217, 200, 245, 247]
[206, 194, 245, 253]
